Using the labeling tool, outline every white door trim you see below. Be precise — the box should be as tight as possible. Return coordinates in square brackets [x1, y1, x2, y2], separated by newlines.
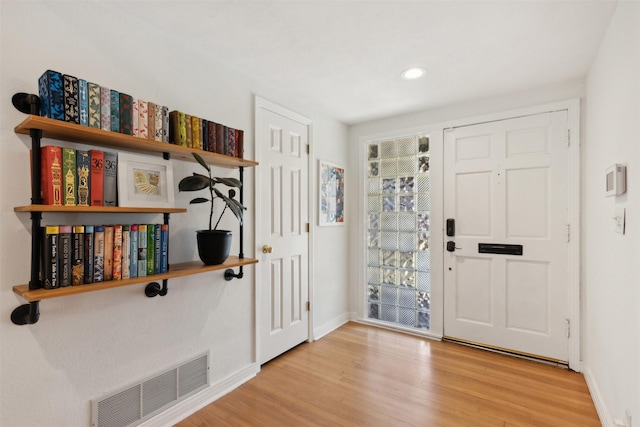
[254, 96, 314, 367]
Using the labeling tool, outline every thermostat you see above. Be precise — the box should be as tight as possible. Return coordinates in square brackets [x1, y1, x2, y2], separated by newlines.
[605, 164, 626, 197]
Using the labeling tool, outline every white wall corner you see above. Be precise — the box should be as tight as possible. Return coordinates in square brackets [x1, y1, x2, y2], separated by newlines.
[583, 364, 612, 427]
[314, 313, 351, 340]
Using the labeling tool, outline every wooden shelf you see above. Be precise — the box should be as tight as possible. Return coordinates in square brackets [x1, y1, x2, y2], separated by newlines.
[14, 205, 187, 213]
[13, 256, 258, 302]
[15, 115, 258, 168]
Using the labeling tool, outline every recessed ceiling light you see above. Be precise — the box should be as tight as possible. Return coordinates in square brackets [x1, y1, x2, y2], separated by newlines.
[401, 67, 426, 80]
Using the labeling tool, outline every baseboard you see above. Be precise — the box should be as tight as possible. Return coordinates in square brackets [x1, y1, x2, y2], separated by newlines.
[313, 312, 350, 340]
[583, 363, 611, 426]
[140, 362, 260, 427]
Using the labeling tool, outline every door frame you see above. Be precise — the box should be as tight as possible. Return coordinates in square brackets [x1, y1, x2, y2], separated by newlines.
[358, 99, 580, 370]
[254, 96, 314, 367]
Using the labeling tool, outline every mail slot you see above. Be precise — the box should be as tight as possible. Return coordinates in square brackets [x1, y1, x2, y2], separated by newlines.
[478, 243, 523, 256]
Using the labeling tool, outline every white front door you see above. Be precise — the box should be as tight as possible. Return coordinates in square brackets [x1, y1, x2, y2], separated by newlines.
[443, 111, 570, 362]
[256, 98, 310, 364]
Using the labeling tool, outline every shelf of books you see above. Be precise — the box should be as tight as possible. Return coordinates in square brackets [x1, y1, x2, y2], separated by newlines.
[13, 256, 259, 302]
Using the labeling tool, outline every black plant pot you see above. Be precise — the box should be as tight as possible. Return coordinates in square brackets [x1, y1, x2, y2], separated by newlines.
[196, 230, 232, 265]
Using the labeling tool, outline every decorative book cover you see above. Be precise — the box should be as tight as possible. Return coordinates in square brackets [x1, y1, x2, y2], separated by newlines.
[179, 112, 187, 146]
[228, 127, 236, 157]
[93, 225, 105, 283]
[191, 116, 200, 150]
[154, 223, 161, 274]
[38, 70, 64, 120]
[208, 122, 217, 154]
[110, 89, 120, 133]
[169, 110, 180, 145]
[104, 226, 113, 281]
[223, 126, 229, 156]
[119, 93, 133, 135]
[160, 224, 168, 273]
[78, 79, 88, 126]
[185, 114, 192, 148]
[59, 225, 72, 287]
[43, 225, 59, 289]
[87, 82, 101, 128]
[72, 225, 84, 286]
[132, 99, 139, 137]
[103, 151, 117, 206]
[89, 149, 104, 206]
[162, 106, 169, 143]
[138, 100, 149, 139]
[138, 225, 147, 277]
[113, 225, 122, 280]
[76, 150, 90, 207]
[100, 86, 111, 131]
[148, 102, 156, 141]
[237, 129, 244, 158]
[130, 224, 139, 279]
[63, 74, 79, 124]
[62, 147, 77, 206]
[41, 146, 63, 206]
[202, 120, 209, 151]
[215, 124, 224, 154]
[84, 225, 94, 284]
[122, 225, 130, 280]
[146, 224, 155, 276]
[154, 104, 163, 142]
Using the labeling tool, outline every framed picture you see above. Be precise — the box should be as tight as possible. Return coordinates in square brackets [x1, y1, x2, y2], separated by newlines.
[117, 152, 175, 208]
[319, 160, 345, 226]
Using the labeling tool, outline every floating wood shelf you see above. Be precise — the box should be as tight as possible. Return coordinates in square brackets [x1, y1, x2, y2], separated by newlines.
[14, 205, 187, 214]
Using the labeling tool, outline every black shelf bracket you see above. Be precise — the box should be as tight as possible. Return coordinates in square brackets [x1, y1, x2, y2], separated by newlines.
[145, 280, 168, 297]
[225, 166, 245, 281]
[11, 301, 40, 325]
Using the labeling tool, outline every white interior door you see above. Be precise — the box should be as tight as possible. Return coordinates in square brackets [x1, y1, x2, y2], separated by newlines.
[443, 111, 570, 362]
[256, 99, 310, 365]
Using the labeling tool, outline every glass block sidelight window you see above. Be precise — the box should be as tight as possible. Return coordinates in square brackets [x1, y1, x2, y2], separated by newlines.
[366, 135, 430, 331]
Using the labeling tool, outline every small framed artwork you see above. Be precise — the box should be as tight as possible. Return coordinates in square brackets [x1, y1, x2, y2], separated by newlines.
[117, 152, 175, 208]
[319, 160, 345, 226]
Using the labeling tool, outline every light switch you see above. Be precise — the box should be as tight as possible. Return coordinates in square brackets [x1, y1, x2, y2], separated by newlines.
[614, 207, 626, 234]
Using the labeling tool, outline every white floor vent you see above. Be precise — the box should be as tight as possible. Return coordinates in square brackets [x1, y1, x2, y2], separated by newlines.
[91, 353, 209, 427]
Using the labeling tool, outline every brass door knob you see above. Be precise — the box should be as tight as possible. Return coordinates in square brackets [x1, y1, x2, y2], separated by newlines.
[262, 245, 273, 254]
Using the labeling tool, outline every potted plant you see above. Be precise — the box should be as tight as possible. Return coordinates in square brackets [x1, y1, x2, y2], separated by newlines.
[178, 152, 245, 265]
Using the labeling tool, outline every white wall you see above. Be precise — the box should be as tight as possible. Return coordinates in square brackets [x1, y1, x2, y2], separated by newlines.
[0, 2, 348, 426]
[582, 1, 640, 425]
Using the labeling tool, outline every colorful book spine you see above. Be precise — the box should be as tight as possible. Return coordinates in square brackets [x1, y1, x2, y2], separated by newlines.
[209, 122, 217, 153]
[63, 74, 79, 124]
[38, 70, 64, 120]
[132, 99, 139, 137]
[191, 116, 200, 150]
[84, 225, 94, 284]
[179, 112, 187, 146]
[89, 149, 104, 206]
[122, 225, 130, 280]
[130, 224, 139, 279]
[154, 224, 161, 274]
[138, 100, 148, 139]
[43, 225, 59, 289]
[88, 82, 101, 128]
[62, 147, 76, 206]
[138, 225, 147, 277]
[93, 226, 105, 283]
[41, 145, 63, 206]
[228, 127, 236, 157]
[76, 150, 90, 207]
[100, 87, 111, 131]
[162, 106, 169, 143]
[113, 225, 122, 280]
[215, 124, 224, 154]
[154, 104, 163, 142]
[78, 79, 88, 126]
[185, 114, 192, 148]
[202, 120, 209, 151]
[146, 224, 155, 276]
[104, 226, 113, 281]
[148, 102, 156, 141]
[237, 130, 244, 158]
[110, 90, 120, 132]
[169, 110, 180, 144]
[160, 224, 168, 273]
[119, 93, 133, 135]
[103, 151, 117, 207]
[72, 225, 84, 286]
[59, 225, 72, 287]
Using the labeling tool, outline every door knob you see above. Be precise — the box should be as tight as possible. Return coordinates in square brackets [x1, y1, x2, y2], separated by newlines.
[262, 245, 273, 254]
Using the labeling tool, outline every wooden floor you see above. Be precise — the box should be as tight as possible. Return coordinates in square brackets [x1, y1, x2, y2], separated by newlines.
[176, 322, 600, 427]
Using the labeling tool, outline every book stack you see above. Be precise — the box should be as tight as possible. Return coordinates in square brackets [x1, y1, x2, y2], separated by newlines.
[39, 145, 116, 206]
[41, 223, 169, 288]
[169, 110, 244, 158]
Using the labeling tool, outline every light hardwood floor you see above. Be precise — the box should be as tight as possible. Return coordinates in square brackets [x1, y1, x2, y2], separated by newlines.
[176, 322, 600, 426]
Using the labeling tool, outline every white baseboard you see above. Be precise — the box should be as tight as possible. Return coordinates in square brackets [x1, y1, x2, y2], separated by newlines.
[313, 312, 350, 340]
[140, 362, 260, 427]
[583, 363, 611, 426]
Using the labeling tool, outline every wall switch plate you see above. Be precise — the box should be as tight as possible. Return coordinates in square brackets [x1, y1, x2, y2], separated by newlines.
[614, 207, 626, 234]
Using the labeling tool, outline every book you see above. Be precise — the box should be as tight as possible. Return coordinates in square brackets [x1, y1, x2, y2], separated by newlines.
[178, 112, 187, 146]
[104, 225, 113, 281]
[41, 145, 63, 206]
[62, 147, 76, 206]
[237, 129, 244, 158]
[78, 79, 88, 126]
[138, 100, 148, 139]
[138, 224, 147, 277]
[42, 225, 59, 289]
[148, 102, 156, 141]
[154, 223, 161, 274]
[100, 86, 111, 131]
[202, 120, 209, 151]
[160, 224, 168, 273]
[93, 226, 105, 283]
[130, 224, 139, 279]
[122, 225, 130, 280]
[223, 126, 229, 155]
[103, 151, 117, 207]
[113, 225, 122, 280]
[191, 116, 200, 150]
[162, 106, 169, 143]
[185, 114, 192, 148]
[146, 224, 155, 276]
[87, 82, 101, 128]
[89, 149, 104, 206]
[228, 127, 236, 157]
[154, 104, 163, 142]
[59, 225, 72, 287]
[169, 110, 179, 144]
[72, 225, 84, 286]
[110, 89, 119, 132]
[215, 124, 224, 154]
[63, 74, 79, 124]
[76, 150, 90, 207]
[38, 70, 64, 120]
[84, 225, 94, 284]
[119, 93, 133, 135]
[208, 122, 217, 153]
[132, 99, 139, 137]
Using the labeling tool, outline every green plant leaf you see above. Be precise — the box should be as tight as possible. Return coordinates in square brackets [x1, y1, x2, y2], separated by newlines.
[178, 175, 210, 191]
[189, 197, 209, 204]
[218, 193, 245, 225]
[192, 152, 210, 172]
[214, 177, 242, 188]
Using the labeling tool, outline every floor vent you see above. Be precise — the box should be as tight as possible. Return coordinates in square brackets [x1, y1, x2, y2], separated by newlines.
[92, 353, 209, 427]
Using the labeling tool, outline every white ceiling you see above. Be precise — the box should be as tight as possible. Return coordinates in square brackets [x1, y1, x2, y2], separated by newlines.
[123, 1, 617, 125]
